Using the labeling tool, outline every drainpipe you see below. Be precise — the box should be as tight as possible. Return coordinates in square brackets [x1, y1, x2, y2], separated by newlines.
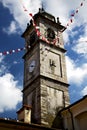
[68, 109, 75, 130]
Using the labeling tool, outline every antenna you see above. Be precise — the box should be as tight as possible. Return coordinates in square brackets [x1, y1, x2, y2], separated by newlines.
[42, 1, 46, 11]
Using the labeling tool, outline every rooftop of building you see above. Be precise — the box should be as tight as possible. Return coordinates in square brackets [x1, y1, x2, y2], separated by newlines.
[0, 117, 61, 130]
[61, 95, 87, 112]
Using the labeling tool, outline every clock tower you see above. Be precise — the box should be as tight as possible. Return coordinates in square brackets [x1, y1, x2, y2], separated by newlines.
[21, 8, 70, 127]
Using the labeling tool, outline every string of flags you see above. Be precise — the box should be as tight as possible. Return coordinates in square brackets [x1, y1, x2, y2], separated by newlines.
[20, 0, 62, 45]
[0, 0, 86, 56]
[66, 0, 86, 27]
[0, 47, 26, 56]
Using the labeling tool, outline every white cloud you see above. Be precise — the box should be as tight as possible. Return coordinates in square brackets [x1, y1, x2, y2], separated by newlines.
[3, 21, 18, 35]
[0, 73, 22, 112]
[13, 61, 18, 65]
[0, 0, 87, 104]
[72, 24, 87, 58]
[63, 29, 70, 44]
[43, 0, 87, 47]
[0, 56, 7, 76]
[0, 0, 42, 34]
[0, 56, 4, 63]
[43, 0, 87, 25]
[73, 41, 87, 58]
[0, 65, 7, 76]
[0, 56, 22, 113]
[0, 0, 87, 35]
[66, 56, 87, 85]
[81, 86, 87, 96]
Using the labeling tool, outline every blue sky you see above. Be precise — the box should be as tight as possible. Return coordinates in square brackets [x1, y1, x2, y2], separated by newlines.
[0, 0, 87, 119]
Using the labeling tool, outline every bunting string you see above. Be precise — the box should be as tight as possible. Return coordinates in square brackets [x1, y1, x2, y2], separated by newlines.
[19, 0, 41, 37]
[19, 0, 62, 45]
[66, 0, 86, 27]
[0, 0, 86, 56]
[0, 47, 26, 56]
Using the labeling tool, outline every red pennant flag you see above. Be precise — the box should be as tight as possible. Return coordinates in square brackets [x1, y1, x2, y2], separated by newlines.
[42, 36, 46, 41]
[36, 31, 41, 37]
[80, 3, 83, 6]
[29, 13, 33, 17]
[24, 9, 27, 11]
[76, 9, 78, 13]
[23, 6, 27, 11]
[9, 50, 12, 54]
[71, 13, 75, 17]
[57, 38, 59, 43]
[53, 39, 56, 45]
[33, 22, 36, 27]
[67, 23, 69, 26]
[21, 48, 23, 51]
[3, 52, 7, 55]
[15, 49, 19, 52]
[70, 19, 73, 23]
[46, 39, 50, 44]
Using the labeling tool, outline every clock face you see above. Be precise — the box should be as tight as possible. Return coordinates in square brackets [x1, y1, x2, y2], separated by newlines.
[29, 60, 36, 73]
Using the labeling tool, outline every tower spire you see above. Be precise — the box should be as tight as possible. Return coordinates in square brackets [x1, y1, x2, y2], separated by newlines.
[42, 1, 46, 11]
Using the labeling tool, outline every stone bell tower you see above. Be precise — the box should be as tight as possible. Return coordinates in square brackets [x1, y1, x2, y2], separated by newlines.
[21, 8, 70, 127]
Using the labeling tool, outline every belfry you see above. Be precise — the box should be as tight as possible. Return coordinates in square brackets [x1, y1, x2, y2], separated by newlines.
[17, 8, 70, 127]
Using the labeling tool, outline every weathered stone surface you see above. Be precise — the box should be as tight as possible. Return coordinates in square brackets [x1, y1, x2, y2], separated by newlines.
[23, 11, 70, 128]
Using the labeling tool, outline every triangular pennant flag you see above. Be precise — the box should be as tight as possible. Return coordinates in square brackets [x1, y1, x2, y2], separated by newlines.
[80, 3, 83, 6]
[71, 13, 75, 17]
[29, 13, 33, 17]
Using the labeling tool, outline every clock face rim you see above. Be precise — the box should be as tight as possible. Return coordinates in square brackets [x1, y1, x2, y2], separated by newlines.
[29, 60, 36, 73]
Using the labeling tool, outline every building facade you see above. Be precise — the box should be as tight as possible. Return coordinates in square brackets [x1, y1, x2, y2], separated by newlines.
[0, 118, 61, 130]
[1, 8, 87, 130]
[19, 8, 70, 127]
[61, 95, 87, 130]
